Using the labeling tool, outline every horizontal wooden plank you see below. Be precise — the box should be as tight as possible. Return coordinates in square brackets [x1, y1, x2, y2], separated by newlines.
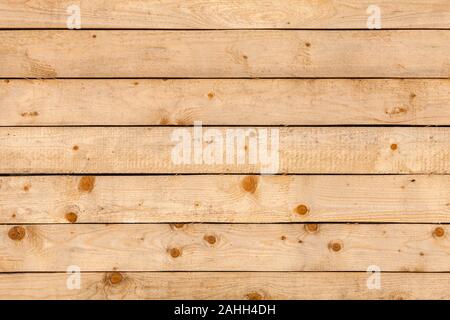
[2, 30, 450, 78]
[0, 127, 449, 174]
[2, 79, 450, 126]
[0, 224, 448, 272]
[0, 272, 449, 300]
[1, 175, 450, 223]
[1, 0, 450, 29]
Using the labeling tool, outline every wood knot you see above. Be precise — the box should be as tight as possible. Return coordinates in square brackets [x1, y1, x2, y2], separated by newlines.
[241, 176, 258, 193]
[171, 223, 185, 230]
[109, 272, 123, 285]
[246, 292, 263, 300]
[390, 143, 398, 151]
[169, 247, 182, 258]
[295, 204, 309, 216]
[204, 234, 217, 245]
[304, 224, 319, 233]
[8, 226, 26, 241]
[72, 145, 79, 151]
[433, 226, 445, 238]
[207, 92, 215, 99]
[65, 212, 78, 223]
[78, 176, 95, 193]
[305, 42, 311, 47]
[23, 184, 31, 192]
[385, 107, 407, 116]
[21, 111, 39, 117]
[159, 117, 170, 125]
[329, 240, 343, 252]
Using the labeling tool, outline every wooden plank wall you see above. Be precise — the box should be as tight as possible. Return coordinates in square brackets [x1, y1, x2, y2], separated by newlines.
[0, 0, 449, 300]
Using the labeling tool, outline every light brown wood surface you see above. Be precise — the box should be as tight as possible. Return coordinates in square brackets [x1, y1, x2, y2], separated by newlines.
[1, 175, 449, 223]
[1, 0, 450, 29]
[0, 127, 449, 174]
[2, 30, 450, 78]
[1, 223, 448, 272]
[1, 0, 449, 301]
[1, 272, 449, 300]
[2, 79, 450, 126]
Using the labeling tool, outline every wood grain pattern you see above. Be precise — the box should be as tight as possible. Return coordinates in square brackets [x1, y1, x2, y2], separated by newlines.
[1, 0, 450, 29]
[1, 175, 450, 223]
[1, 272, 449, 300]
[1, 1, 449, 301]
[2, 30, 450, 78]
[0, 224, 448, 272]
[0, 127, 449, 174]
[2, 79, 450, 126]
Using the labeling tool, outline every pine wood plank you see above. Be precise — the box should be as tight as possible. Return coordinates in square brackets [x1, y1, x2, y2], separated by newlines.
[0, 127, 449, 174]
[2, 30, 450, 78]
[0, 272, 448, 300]
[2, 79, 450, 126]
[0, 224, 448, 272]
[1, 0, 450, 29]
[1, 175, 450, 223]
